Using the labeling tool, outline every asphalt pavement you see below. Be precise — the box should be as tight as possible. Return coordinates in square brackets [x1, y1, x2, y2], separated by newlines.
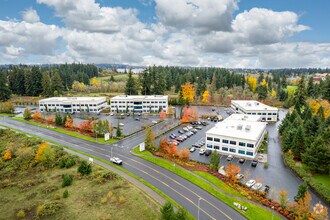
[0, 117, 246, 220]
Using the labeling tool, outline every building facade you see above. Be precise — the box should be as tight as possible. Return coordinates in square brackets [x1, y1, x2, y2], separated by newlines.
[205, 114, 266, 159]
[110, 95, 168, 113]
[39, 97, 107, 113]
[231, 100, 278, 122]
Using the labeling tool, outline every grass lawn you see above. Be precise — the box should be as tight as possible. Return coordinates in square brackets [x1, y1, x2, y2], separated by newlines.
[286, 85, 297, 92]
[312, 175, 330, 189]
[0, 113, 14, 117]
[96, 73, 138, 83]
[133, 147, 282, 220]
[12, 117, 117, 144]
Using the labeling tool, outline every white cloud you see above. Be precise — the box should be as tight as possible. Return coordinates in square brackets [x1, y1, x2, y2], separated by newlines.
[21, 8, 40, 23]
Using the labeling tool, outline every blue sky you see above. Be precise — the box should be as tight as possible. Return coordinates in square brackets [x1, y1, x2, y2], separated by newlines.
[0, 0, 329, 67]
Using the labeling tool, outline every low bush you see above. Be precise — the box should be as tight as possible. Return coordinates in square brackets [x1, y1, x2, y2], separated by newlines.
[59, 156, 76, 169]
[36, 201, 63, 217]
[78, 161, 92, 176]
[17, 210, 25, 219]
[118, 195, 126, 204]
[62, 174, 73, 187]
[264, 162, 269, 169]
[55, 193, 61, 200]
[63, 189, 69, 198]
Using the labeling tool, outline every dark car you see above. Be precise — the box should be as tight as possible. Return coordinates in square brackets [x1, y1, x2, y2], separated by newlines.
[169, 133, 177, 139]
[195, 126, 202, 130]
[238, 158, 246, 164]
[192, 144, 200, 148]
[251, 159, 258, 167]
[201, 121, 208, 126]
[205, 150, 212, 156]
[191, 128, 198, 134]
[126, 113, 130, 116]
[262, 185, 270, 194]
[135, 117, 140, 121]
[178, 130, 185, 134]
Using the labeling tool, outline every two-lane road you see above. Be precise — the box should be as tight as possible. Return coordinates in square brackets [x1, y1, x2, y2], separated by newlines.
[0, 117, 246, 220]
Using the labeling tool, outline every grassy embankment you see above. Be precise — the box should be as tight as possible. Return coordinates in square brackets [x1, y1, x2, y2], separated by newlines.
[133, 147, 282, 220]
[0, 129, 160, 220]
[12, 117, 117, 144]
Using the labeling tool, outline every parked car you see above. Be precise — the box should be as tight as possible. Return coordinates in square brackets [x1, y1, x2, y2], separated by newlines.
[136, 113, 141, 116]
[152, 120, 158, 124]
[201, 121, 208, 126]
[182, 135, 188, 140]
[226, 155, 233, 161]
[110, 157, 123, 165]
[251, 159, 258, 167]
[183, 127, 189, 132]
[126, 113, 130, 116]
[199, 149, 206, 155]
[135, 117, 140, 121]
[238, 158, 246, 164]
[190, 147, 196, 152]
[235, 173, 244, 180]
[246, 179, 256, 187]
[178, 130, 185, 134]
[171, 140, 180, 145]
[205, 150, 212, 156]
[262, 185, 270, 194]
[192, 144, 200, 148]
[191, 128, 198, 133]
[110, 112, 114, 116]
[176, 136, 185, 142]
[120, 113, 124, 116]
[195, 126, 202, 130]
[169, 133, 177, 139]
[187, 125, 193, 130]
[252, 183, 263, 191]
[185, 132, 193, 137]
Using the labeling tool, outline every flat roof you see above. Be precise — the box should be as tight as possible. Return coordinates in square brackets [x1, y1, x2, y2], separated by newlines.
[40, 97, 106, 102]
[232, 100, 278, 111]
[111, 95, 168, 100]
[226, 114, 261, 122]
[206, 116, 266, 142]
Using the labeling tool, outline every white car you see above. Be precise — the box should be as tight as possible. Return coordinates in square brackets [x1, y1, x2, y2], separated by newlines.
[110, 157, 123, 165]
[186, 125, 193, 130]
[152, 120, 158, 124]
[235, 173, 244, 180]
[246, 179, 256, 187]
[182, 127, 189, 132]
[119, 123, 124, 126]
[199, 149, 206, 155]
[110, 112, 114, 116]
[252, 183, 263, 191]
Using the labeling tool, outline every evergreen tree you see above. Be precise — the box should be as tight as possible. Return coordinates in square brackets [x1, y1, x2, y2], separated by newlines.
[293, 75, 307, 113]
[31, 66, 43, 96]
[55, 113, 63, 126]
[51, 71, 64, 95]
[0, 73, 11, 101]
[322, 75, 330, 101]
[306, 77, 315, 98]
[256, 85, 268, 100]
[303, 116, 319, 147]
[196, 77, 207, 97]
[116, 121, 122, 137]
[125, 70, 138, 95]
[283, 127, 296, 152]
[210, 151, 220, 171]
[317, 106, 325, 120]
[41, 73, 53, 97]
[154, 71, 166, 95]
[139, 69, 151, 95]
[303, 136, 330, 174]
[294, 182, 308, 202]
[292, 125, 305, 160]
[160, 202, 174, 220]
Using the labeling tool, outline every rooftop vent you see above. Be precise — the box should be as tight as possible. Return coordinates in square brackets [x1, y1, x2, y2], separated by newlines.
[237, 124, 243, 130]
[245, 125, 251, 131]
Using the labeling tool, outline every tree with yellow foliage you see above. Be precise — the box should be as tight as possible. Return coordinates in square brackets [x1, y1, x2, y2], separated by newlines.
[260, 79, 268, 90]
[35, 143, 55, 167]
[72, 80, 87, 92]
[246, 76, 257, 93]
[270, 89, 277, 98]
[202, 90, 210, 103]
[91, 77, 101, 87]
[167, 106, 174, 115]
[181, 82, 194, 102]
[64, 116, 73, 128]
[3, 150, 11, 161]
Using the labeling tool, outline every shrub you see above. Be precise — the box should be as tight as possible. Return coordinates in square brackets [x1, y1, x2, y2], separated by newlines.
[17, 210, 26, 219]
[78, 161, 92, 176]
[2, 150, 12, 161]
[100, 197, 108, 204]
[118, 195, 126, 204]
[264, 162, 269, 169]
[23, 108, 32, 120]
[62, 174, 73, 187]
[161, 202, 174, 220]
[55, 193, 61, 200]
[37, 201, 63, 217]
[63, 189, 69, 198]
[65, 158, 76, 168]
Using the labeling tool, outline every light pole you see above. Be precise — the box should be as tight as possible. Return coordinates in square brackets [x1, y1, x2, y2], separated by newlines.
[197, 197, 201, 220]
[271, 206, 274, 220]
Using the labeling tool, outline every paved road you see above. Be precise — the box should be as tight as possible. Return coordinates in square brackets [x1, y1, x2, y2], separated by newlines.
[0, 117, 246, 220]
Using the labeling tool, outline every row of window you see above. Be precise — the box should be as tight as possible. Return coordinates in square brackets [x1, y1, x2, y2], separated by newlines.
[111, 110, 158, 113]
[41, 109, 100, 112]
[111, 105, 166, 109]
[246, 112, 277, 116]
[206, 136, 254, 148]
[206, 144, 254, 156]
[41, 103, 105, 107]
[111, 101, 167, 104]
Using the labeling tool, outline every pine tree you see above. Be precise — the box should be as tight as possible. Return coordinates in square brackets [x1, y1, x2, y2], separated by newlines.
[294, 182, 308, 202]
[292, 125, 305, 160]
[306, 77, 315, 98]
[51, 71, 64, 95]
[210, 151, 220, 171]
[0, 73, 11, 101]
[293, 75, 307, 113]
[125, 70, 138, 95]
[160, 202, 174, 220]
[322, 75, 330, 101]
[41, 73, 53, 97]
[116, 121, 122, 137]
[31, 66, 43, 96]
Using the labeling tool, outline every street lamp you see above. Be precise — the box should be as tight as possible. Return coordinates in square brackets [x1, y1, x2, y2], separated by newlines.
[197, 197, 202, 220]
[271, 206, 274, 220]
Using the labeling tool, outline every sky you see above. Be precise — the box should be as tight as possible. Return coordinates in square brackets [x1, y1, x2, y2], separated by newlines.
[0, 0, 329, 68]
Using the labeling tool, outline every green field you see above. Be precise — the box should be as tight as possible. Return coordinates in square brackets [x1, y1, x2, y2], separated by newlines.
[133, 147, 282, 220]
[96, 73, 138, 83]
[312, 175, 330, 189]
[0, 129, 160, 220]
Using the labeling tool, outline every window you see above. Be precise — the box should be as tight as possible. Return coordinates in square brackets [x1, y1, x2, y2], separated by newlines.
[214, 145, 220, 150]
[267, 113, 272, 115]
[247, 113, 251, 115]
[273, 113, 277, 115]
[222, 147, 228, 152]
[262, 118, 266, 121]
[247, 143, 254, 148]
[246, 152, 253, 156]
[267, 118, 272, 120]
[252, 113, 256, 115]
[222, 139, 229, 144]
[238, 150, 245, 155]
[230, 140, 236, 145]
[207, 144, 213, 149]
[207, 137, 213, 141]
[239, 142, 245, 147]
[214, 138, 220, 142]
[257, 113, 261, 115]
[263, 113, 266, 115]
[229, 148, 236, 153]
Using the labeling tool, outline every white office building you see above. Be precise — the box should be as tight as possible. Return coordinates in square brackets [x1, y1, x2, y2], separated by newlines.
[110, 95, 168, 113]
[205, 114, 267, 159]
[231, 100, 278, 122]
[39, 97, 107, 113]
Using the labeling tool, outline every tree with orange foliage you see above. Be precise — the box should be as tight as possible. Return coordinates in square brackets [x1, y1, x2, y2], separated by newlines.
[64, 116, 73, 128]
[289, 193, 313, 220]
[32, 111, 43, 121]
[167, 106, 174, 115]
[225, 163, 241, 182]
[178, 149, 190, 161]
[3, 150, 11, 161]
[168, 143, 178, 157]
[160, 111, 167, 119]
[181, 82, 194, 102]
[181, 107, 193, 122]
[311, 202, 328, 220]
[191, 106, 199, 121]
[202, 90, 210, 103]
[79, 120, 93, 132]
[35, 143, 55, 167]
[46, 115, 54, 125]
[159, 138, 169, 154]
